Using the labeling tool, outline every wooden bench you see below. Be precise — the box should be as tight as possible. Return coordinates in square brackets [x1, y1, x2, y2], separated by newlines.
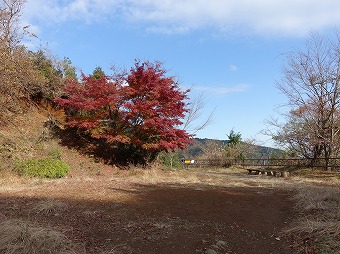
[246, 169, 289, 177]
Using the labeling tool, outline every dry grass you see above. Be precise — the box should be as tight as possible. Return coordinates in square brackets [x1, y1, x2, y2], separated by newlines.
[282, 184, 340, 253]
[128, 168, 202, 185]
[123, 166, 293, 189]
[0, 174, 46, 193]
[32, 199, 67, 215]
[0, 219, 84, 254]
[283, 217, 340, 253]
[292, 185, 340, 212]
[291, 169, 340, 187]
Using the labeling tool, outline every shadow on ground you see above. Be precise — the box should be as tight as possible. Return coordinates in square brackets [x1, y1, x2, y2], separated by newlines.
[0, 181, 295, 254]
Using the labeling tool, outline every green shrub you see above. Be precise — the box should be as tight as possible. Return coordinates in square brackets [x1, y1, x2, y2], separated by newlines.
[48, 148, 62, 160]
[18, 157, 69, 178]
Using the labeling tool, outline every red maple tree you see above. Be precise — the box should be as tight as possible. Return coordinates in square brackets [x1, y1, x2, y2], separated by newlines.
[55, 61, 192, 164]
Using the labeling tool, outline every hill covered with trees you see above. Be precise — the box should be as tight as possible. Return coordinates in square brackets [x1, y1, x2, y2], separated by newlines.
[179, 138, 282, 160]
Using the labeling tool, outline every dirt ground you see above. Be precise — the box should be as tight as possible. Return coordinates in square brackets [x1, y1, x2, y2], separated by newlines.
[0, 170, 296, 254]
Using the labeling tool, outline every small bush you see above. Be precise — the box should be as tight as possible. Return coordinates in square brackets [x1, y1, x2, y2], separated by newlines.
[18, 157, 69, 178]
[48, 148, 62, 160]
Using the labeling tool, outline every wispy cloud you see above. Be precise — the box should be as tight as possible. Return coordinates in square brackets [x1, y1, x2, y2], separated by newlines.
[229, 65, 239, 72]
[194, 84, 249, 96]
[24, 0, 123, 24]
[24, 0, 340, 37]
[126, 0, 340, 37]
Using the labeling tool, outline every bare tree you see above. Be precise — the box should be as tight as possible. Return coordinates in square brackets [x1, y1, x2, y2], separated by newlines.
[0, 0, 27, 50]
[182, 92, 214, 133]
[270, 32, 340, 169]
[1, 0, 33, 118]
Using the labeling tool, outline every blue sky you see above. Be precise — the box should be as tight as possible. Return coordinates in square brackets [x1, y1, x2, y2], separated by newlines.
[22, 0, 340, 147]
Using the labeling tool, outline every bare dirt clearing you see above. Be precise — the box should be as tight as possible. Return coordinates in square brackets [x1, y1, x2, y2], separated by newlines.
[0, 169, 297, 254]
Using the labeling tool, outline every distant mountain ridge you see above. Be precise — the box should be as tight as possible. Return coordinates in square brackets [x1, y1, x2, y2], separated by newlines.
[180, 138, 282, 159]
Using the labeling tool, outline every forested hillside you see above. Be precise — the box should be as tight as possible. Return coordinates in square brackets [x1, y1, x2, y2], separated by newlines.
[179, 138, 282, 160]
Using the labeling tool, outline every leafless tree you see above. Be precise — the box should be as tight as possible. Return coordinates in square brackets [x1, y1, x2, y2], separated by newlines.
[182, 92, 214, 133]
[159, 93, 214, 169]
[269, 32, 340, 169]
[0, 0, 27, 50]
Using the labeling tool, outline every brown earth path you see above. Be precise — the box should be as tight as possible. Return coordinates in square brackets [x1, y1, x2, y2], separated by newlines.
[0, 175, 296, 254]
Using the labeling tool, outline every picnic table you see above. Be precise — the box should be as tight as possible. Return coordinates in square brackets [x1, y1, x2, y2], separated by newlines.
[246, 168, 289, 177]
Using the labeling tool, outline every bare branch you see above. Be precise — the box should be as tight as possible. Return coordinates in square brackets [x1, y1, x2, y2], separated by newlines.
[268, 30, 340, 166]
[183, 92, 214, 133]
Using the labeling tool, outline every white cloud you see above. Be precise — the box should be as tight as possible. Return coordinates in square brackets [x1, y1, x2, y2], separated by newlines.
[194, 84, 249, 95]
[23, 0, 123, 23]
[23, 0, 340, 37]
[126, 0, 340, 37]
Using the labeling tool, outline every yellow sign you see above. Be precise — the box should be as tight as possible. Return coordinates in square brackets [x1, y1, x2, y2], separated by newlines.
[184, 160, 195, 164]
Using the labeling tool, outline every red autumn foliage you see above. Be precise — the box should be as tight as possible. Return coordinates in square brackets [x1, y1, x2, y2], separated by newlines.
[55, 61, 192, 163]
